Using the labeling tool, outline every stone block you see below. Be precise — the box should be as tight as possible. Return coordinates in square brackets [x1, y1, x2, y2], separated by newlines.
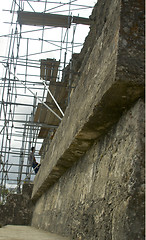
[32, 0, 144, 202]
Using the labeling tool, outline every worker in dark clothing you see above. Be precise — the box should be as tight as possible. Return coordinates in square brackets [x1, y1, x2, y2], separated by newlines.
[29, 147, 40, 174]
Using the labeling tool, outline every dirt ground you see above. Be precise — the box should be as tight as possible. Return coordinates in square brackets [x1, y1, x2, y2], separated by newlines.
[0, 225, 70, 240]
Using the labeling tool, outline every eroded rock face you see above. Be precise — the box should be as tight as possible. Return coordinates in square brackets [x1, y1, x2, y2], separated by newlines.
[0, 183, 34, 226]
[32, 100, 144, 240]
[31, 0, 144, 239]
[32, 0, 144, 202]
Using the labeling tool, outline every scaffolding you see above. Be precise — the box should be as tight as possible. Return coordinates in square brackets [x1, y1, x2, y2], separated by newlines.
[0, 0, 94, 202]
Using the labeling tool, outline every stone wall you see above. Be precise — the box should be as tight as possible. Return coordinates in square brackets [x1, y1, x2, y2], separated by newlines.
[0, 183, 34, 226]
[31, 0, 144, 239]
[31, 100, 144, 240]
[31, 0, 144, 201]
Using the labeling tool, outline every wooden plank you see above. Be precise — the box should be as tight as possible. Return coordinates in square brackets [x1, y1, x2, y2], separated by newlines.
[33, 103, 46, 123]
[17, 11, 91, 28]
[38, 128, 49, 138]
[51, 61, 60, 82]
[73, 16, 91, 25]
[34, 81, 68, 138]
[40, 59, 60, 82]
[18, 11, 72, 28]
[40, 59, 52, 81]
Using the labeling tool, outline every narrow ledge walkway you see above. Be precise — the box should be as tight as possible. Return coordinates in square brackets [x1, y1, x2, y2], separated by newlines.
[0, 225, 70, 240]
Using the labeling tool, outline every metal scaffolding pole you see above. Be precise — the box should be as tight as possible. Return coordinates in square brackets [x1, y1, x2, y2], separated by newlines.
[17, 122, 27, 193]
[0, 0, 94, 198]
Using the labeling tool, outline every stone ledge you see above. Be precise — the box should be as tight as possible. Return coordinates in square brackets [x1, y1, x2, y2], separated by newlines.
[31, 0, 144, 201]
[32, 80, 144, 201]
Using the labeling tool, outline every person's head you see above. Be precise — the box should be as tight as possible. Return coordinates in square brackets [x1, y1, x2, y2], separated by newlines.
[31, 147, 35, 152]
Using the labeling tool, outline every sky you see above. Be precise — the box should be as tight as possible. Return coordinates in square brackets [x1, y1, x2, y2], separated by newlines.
[0, 0, 97, 107]
[0, 0, 97, 189]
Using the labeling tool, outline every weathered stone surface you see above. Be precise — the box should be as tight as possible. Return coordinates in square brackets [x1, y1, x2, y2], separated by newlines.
[32, 0, 144, 201]
[32, 100, 144, 239]
[116, 0, 144, 84]
[30, 0, 144, 239]
[0, 183, 34, 226]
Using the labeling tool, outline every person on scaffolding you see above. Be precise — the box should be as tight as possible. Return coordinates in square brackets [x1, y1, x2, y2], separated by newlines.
[29, 147, 40, 174]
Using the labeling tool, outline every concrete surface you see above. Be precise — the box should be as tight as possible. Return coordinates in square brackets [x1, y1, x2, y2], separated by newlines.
[0, 225, 70, 240]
